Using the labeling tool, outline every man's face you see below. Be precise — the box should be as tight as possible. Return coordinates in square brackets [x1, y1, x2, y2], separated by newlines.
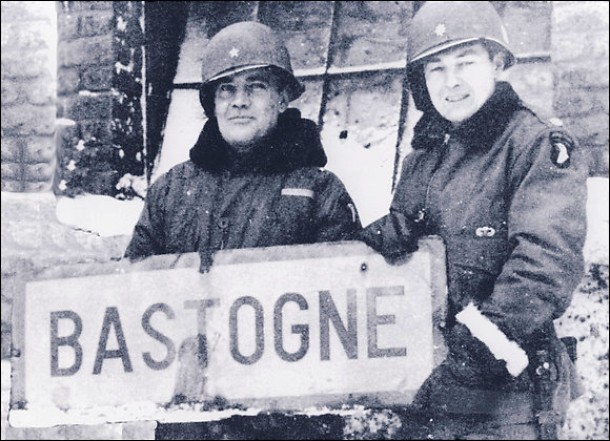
[423, 42, 502, 125]
[214, 68, 288, 151]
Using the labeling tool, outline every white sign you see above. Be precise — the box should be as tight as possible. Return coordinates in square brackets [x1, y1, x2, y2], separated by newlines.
[11, 239, 446, 425]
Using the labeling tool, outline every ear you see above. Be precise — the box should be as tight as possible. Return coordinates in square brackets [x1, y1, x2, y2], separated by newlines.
[278, 90, 289, 112]
[492, 52, 506, 74]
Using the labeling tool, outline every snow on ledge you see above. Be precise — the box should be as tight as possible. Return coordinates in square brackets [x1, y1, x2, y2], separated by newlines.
[56, 194, 144, 237]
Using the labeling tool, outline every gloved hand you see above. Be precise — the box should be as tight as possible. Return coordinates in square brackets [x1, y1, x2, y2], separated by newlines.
[444, 322, 516, 388]
[359, 212, 421, 262]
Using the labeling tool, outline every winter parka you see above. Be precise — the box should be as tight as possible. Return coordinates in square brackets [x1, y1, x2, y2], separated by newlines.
[125, 109, 361, 261]
[361, 82, 587, 421]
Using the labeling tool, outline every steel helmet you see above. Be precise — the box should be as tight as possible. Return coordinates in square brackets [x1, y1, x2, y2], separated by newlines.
[199, 21, 304, 116]
[407, 1, 514, 67]
[406, 1, 515, 111]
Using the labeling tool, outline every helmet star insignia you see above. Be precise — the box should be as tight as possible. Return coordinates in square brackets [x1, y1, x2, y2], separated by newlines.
[434, 23, 446, 36]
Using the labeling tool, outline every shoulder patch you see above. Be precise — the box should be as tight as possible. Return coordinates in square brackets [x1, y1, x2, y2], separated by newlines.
[549, 131, 574, 168]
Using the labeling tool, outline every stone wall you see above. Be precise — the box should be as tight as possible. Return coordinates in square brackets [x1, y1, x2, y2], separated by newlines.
[56, 1, 144, 197]
[553, 1, 610, 176]
[1, 1, 57, 192]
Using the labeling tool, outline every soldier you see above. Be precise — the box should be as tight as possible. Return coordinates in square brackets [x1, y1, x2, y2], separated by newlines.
[125, 21, 361, 267]
[360, 2, 586, 439]
[128, 21, 359, 440]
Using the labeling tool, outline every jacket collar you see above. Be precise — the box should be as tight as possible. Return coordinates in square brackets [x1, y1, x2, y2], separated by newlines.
[412, 82, 524, 151]
[189, 108, 327, 174]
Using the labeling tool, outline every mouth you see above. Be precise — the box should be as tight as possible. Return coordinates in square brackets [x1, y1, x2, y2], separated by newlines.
[445, 94, 469, 103]
[229, 116, 255, 122]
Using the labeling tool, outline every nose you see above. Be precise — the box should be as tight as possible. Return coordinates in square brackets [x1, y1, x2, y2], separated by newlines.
[445, 66, 461, 88]
[230, 86, 250, 108]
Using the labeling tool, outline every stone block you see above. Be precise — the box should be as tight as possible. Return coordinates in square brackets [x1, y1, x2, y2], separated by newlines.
[2, 76, 55, 107]
[69, 1, 113, 12]
[82, 169, 119, 195]
[57, 67, 80, 95]
[4, 426, 66, 440]
[82, 65, 113, 90]
[26, 75, 56, 105]
[23, 137, 56, 163]
[79, 119, 113, 144]
[1, 49, 52, 79]
[58, 14, 80, 41]
[67, 93, 113, 121]
[0, 1, 55, 22]
[1, 163, 21, 181]
[0, 180, 23, 192]
[23, 162, 55, 183]
[22, 181, 53, 192]
[0, 104, 56, 136]
[5, 423, 123, 440]
[59, 35, 113, 67]
[1, 137, 22, 163]
[0, 21, 53, 52]
[1, 79, 23, 105]
[79, 12, 113, 38]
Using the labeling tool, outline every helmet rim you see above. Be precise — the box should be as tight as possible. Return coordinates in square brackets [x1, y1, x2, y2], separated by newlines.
[410, 37, 516, 69]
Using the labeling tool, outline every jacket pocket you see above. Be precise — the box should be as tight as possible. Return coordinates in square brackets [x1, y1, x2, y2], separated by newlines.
[447, 236, 509, 305]
[268, 192, 315, 244]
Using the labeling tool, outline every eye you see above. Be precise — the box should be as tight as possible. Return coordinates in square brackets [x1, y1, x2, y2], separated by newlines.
[458, 59, 476, 67]
[246, 81, 269, 93]
[216, 83, 236, 98]
[426, 65, 444, 74]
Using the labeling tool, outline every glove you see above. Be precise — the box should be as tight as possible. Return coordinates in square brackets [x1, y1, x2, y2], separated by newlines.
[445, 322, 516, 388]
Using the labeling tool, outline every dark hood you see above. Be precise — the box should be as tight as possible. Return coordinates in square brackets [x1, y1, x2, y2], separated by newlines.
[412, 81, 525, 151]
[189, 108, 327, 174]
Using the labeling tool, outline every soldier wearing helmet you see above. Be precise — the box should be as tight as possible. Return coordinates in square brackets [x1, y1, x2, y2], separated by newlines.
[360, 2, 586, 439]
[126, 21, 360, 264]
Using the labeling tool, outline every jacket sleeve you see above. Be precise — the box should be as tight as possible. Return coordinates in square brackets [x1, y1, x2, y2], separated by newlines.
[124, 178, 167, 260]
[359, 156, 423, 258]
[479, 126, 588, 344]
[314, 172, 362, 242]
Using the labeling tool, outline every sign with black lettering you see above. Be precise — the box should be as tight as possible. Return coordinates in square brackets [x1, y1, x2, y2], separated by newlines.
[10, 239, 446, 426]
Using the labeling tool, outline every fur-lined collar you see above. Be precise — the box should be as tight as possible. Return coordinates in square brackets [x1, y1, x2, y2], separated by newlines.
[412, 82, 525, 151]
[189, 108, 327, 174]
